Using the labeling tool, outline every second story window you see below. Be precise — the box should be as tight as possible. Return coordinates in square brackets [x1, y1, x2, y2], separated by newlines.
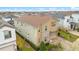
[70, 16, 73, 18]
[38, 29, 40, 32]
[4, 30, 12, 39]
[51, 22, 55, 26]
[67, 19, 69, 22]
[45, 26, 47, 31]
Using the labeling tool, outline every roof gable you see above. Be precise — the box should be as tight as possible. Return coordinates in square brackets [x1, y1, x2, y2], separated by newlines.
[0, 19, 14, 29]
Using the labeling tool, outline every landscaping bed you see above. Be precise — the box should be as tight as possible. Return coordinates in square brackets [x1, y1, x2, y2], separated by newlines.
[58, 29, 79, 42]
[16, 34, 34, 51]
[39, 42, 63, 51]
[16, 31, 39, 51]
[76, 28, 79, 32]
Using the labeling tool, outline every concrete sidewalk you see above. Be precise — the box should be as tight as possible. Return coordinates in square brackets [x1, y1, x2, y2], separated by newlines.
[69, 31, 79, 36]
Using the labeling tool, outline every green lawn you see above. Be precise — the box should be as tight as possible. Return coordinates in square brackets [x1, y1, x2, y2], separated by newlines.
[21, 47, 34, 51]
[76, 28, 79, 32]
[58, 30, 79, 42]
[16, 34, 34, 51]
[47, 43, 63, 51]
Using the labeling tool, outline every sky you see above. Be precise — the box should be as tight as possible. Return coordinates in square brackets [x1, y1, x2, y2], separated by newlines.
[0, 0, 78, 7]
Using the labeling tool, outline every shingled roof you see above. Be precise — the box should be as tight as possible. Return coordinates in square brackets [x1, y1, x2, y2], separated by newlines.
[17, 15, 57, 27]
[0, 19, 14, 28]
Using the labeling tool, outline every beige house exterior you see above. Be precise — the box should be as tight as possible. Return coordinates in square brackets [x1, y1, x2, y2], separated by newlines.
[14, 15, 58, 46]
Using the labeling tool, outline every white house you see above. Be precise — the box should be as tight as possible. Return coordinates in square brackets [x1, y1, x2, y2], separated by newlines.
[58, 13, 79, 30]
[0, 19, 16, 51]
[72, 14, 79, 23]
[2, 16, 12, 22]
[2, 15, 18, 25]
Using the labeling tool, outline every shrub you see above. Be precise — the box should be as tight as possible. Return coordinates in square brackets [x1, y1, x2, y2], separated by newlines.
[39, 42, 47, 51]
[76, 28, 79, 32]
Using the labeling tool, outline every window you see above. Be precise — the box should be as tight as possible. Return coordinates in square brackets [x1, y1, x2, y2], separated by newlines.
[45, 26, 47, 31]
[49, 31, 55, 36]
[38, 29, 40, 32]
[44, 37, 47, 42]
[4, 30, 12, 39]
[70, 16, 73, 18]
[67, 19, 69, 22]
[44, 37, 46, 41]
[51, 22, 55, 26]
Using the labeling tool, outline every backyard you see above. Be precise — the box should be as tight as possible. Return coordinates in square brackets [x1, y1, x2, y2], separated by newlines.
[16, 34, 34, 51]
[58, 29, 79, 42]
[16, 32, 63, 51]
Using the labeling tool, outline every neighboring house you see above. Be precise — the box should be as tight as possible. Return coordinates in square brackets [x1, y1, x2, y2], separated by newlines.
[58, 14, 79, 30]
[2, 16, 12, 22]
[14, 15, 58, 46]
[71, 14, 79, 28]
[0, 19, 16, 51]
[2, 15, 17, 25]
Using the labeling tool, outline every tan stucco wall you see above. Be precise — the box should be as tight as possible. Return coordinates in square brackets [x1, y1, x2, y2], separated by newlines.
[36, 19, 58, 44]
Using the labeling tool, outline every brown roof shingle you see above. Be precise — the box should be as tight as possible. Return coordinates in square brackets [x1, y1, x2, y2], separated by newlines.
[17, 15, 56, 27]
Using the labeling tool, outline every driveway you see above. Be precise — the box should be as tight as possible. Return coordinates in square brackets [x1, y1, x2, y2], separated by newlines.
[58, 37, 72, 51]
[72, 38, 79, 51]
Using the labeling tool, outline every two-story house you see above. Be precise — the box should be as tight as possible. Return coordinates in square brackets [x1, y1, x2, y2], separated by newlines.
[0, 19, 16, 51]
[58, 13, 79, 30]
[14, 14, 58, 46]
